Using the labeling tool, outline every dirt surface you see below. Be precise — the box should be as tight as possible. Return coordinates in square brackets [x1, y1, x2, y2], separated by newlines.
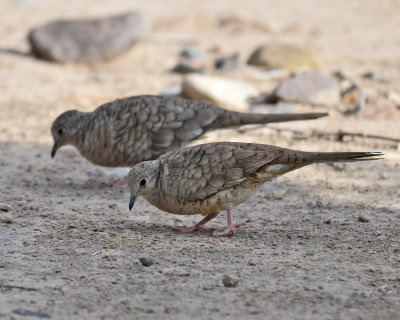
[1, 0, 400, 319]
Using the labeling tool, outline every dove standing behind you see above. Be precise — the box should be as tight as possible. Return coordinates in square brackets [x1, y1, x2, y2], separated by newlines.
[127, 142, 382, 237]
[50, 95, 327, 166]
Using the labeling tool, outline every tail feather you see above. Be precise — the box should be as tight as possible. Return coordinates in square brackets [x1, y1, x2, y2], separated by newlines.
[225, 112, 328, 126]
[306, 151, 384, 163]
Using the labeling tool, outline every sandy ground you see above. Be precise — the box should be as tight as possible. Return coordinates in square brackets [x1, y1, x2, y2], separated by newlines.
[1, 0, 400, 319]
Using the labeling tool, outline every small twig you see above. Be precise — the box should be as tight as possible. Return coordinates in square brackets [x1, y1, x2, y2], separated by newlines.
[238, 126, 400, 145]
[333, 130, 400, 143]
[0, 284, 39, 292]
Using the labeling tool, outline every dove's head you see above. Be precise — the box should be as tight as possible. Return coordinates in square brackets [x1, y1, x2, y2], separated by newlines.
[50, 110, 82, 158]
[126, 160, 160, 210]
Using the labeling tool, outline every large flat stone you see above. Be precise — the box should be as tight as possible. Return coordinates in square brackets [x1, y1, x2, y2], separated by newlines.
[182, 74, 259, 112]
[28, 12, 149, 63]
[273, 71, 340, 105]
[247, 43, 323, 72]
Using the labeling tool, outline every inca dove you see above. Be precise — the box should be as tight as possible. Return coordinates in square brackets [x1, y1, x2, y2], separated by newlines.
[126, 142, 382, 237]
[51, 95, 327, 167]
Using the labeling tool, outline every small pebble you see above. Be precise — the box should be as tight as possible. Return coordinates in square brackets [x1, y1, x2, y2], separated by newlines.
[315, 200, 323, 208]
[171, 62, 204, 74]
[222, 274, 240, 287]
[214, 53, 239, 71]
[160, 85, 182, 96]
[358, 216, 369, 223]
[361, 71, 379, 81]
[180, 46, 201, 59]
[139, 254, 155, 266]
[12, 308, 51, 319]
[0, 204, 12, 212]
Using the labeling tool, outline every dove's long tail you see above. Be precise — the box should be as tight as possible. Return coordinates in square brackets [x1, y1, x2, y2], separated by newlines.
[305, 151, 384, 163]
[223, 111, 328, 127]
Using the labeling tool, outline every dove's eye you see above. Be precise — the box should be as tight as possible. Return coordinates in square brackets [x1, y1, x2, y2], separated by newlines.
[58, 128, 63, 135]
[140, 179, 146, 186]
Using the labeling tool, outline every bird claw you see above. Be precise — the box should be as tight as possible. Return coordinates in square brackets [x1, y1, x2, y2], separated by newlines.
[212, 222, 246, 237]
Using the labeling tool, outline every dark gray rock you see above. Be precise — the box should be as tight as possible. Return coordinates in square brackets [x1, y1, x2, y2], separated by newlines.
[273, 71, 340, 105]
[28, 12, 149, 63]
[171, 62, 204, 74]
[361, 71, 380, 81]
[180, 46, 202, 60]
[214, 53, 239, 71]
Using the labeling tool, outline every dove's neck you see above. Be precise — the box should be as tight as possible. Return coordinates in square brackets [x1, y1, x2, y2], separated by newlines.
[72, 112, 100, 149]
[142, 159, 163, 204]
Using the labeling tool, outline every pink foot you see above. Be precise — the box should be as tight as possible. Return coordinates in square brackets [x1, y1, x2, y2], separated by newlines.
[171, 215, 215, 234]
[212, 222, 246, 237]
[212, 208, 246, 237]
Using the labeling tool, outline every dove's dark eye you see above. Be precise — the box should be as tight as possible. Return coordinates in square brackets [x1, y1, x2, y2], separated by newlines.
[58, 128, 63, 135]
[140, 179, 146, 186]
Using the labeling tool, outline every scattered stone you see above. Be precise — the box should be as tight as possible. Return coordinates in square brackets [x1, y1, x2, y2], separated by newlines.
[180, 46, 202, 60]
[341, 85, 361, 106]
[0, 236, 12, 242]
[12, 308, 51, 319]
[222, 274, 240, 287]
[0, 204, 12, 212]
[28, 12, 149, 63]
[272, 71, 340, 105]
[0, 208, 13, 223]
[247, 43, 323, 72]
[361, 71, 380, 81]
[323, 219, 331, 224]
[160, 85, 182, 96]
[171, 62, 204, 74]
[358, 216, 369, 223]
[214, 53, 240, 71]
[387, 91, 400, 105]
[139, 254, 155, 266]
[315, 200, 323, 208]
[182, 74, 259, 112]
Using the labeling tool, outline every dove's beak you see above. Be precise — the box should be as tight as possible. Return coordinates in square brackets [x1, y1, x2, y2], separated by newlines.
[129, 195, 136, 211]
[51, 142, 58, 159]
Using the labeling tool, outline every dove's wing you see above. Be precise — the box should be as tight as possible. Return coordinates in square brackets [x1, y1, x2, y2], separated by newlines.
[162, 142, 284, 202]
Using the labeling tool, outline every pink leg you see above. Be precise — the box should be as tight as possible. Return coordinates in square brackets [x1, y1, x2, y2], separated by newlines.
[212, 208, 246, 237]
[172, 215, 215, 233]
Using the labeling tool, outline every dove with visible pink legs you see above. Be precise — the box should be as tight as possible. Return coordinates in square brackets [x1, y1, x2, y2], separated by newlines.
[127, 142, 382, 237]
